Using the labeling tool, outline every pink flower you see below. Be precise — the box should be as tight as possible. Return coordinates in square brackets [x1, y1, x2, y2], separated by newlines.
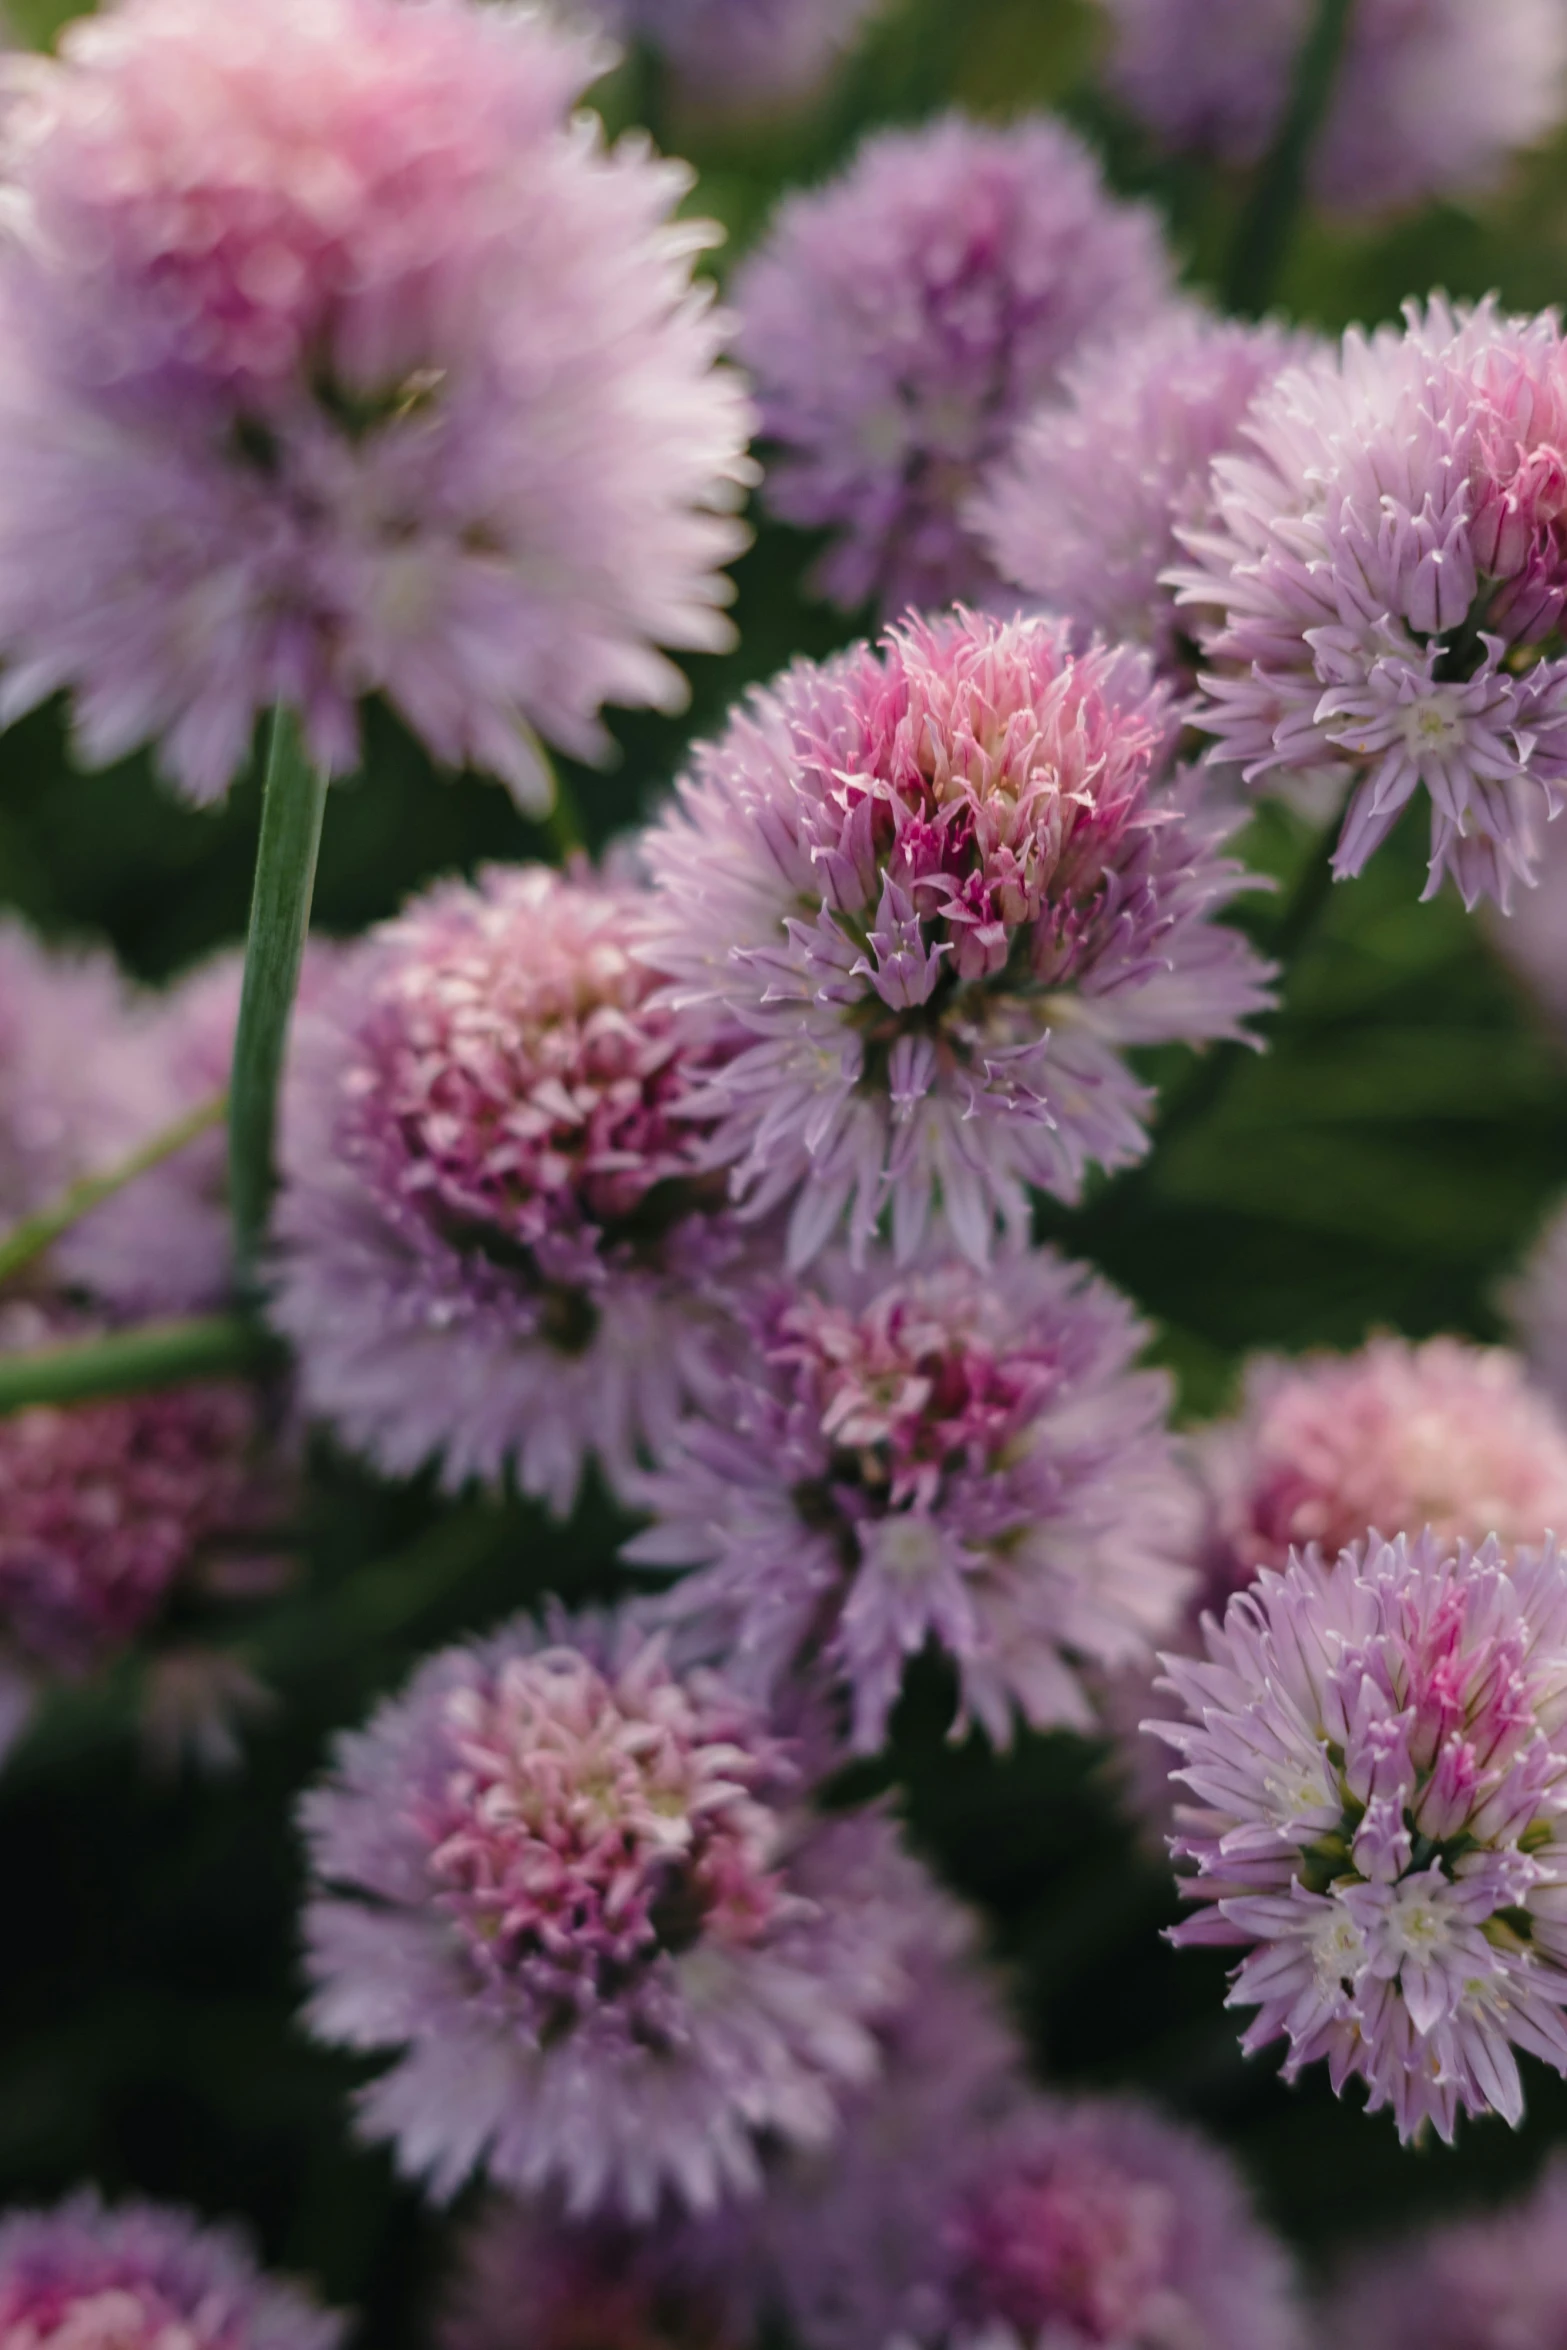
[1330, 2152, 1567, 2350]
[640, 609, 1272, 1266]
[735, 114, 1171, 615]
[0, 0, 752, 804]
[271, 864, 743, 1512]
[1151, 1530, 1567, 2142]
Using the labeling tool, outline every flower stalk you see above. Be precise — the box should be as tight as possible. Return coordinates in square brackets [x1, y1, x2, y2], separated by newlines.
[0, 1314, 271, 1414]
[1224, 0, 1356, 315]
[228, 707, 328, 1287]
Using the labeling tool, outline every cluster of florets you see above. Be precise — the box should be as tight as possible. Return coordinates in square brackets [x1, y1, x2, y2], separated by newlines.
[1330, 2152, 1567, 2350]
[589, 0, 885, 114]
[1198, 1336, 1567, 1583]
[302, 1608, 958, 2215]
[767, 2093, 1301, 2350]
[1153, 1530, 1567, 2141]
[0, 1299, 288, 1756]
[1102, 0, 1567, 217]
[0, 0, 752, 805]
[1178, 298, 1567, 910]
[974, 307, 1310, 684]
[271, 864, 740, 1511]
[642, 609, 1272, 1267]
[631, 1247, 1194, 1751]
[0, 2194, 341, 2350]
[735, 113, 1171, 614]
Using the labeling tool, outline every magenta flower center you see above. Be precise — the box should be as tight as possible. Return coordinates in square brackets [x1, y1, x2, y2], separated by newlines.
[949, 2157, 1177, 2344]
[423, 1648, 785, 2011]
[0, 2280, 232, 2350]
[352, 884, 714, 1300]
[770, 1289, 1060, 1516]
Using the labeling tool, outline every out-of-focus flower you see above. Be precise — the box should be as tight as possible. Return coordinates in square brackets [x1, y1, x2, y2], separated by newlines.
[0, 918, 145, 1229]
[302, 1607, 968, 2216]
[735, 114, 1171, 615]
[588, 0, 885, 114]
[0, 2192, 342, 2350]
[1177, 298, 1567, 912]
[1331, 2153, 1567, 2350]
[440, 2197, 757, 2350]
[1101, 0, 1567, 218]
[0, 0, 753, 808]
[1112, 1336, 1567, 1843]
[0, 1298, 292, 1761]
[1507, 1199, 1567, 1412]
[773, 2094, 1301, 2350]
[1200, 1336, 1567, 1582]
[641, 609, 1272, 1268]
[973, 308, 1310, 684]
[1487, 811, 1567, 1036]
[629, 1247, 1194, 1753]
[1151, 1529, 1567, 2142]
[271, 863, 744, 1514]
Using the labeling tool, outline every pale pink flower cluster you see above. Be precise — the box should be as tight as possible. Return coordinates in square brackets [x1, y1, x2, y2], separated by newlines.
[1153, 1531, 1567, 2141]
[0, 0, 752, 804]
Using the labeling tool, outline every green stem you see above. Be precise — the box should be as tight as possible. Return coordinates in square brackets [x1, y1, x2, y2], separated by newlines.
[1223, 0, 1356, 316]
[228, 708, 328, 1287]
[0, 1315, 270, 1414]
[0, 1092, 227, 1291]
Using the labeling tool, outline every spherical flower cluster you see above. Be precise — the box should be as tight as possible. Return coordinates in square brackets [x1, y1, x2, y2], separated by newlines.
[0, 2193, 341, 2350]
[1101, 0, 1567, 217]
[589, 0, 885, 114]
[301, 1608, 961, 2216]
[735, 114, 1171, 614]
[1112, 1334, 1567, 1845]
[1331, 2153, 1567, 2350]
[630, 1247, 1195, 1752]
[1177, 298, 1567, 911]
[641, 609, 1273, 1266]
[1152, 1530, 1567, 2142]
[1486, 812, 1567, 1037]
[0, 0, 753, 806]
[271, 864, 740, 1512]
[0, 1300, 288, 1756]
[771, 2095, 1300, 2350]
[973, 308, 1309, 683]
[440, 2197, 759, 2350]
[1199, 1336, 1567, 1585]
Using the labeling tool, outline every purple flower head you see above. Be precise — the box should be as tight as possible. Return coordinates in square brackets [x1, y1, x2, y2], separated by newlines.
[1103, 0, 1567, 218]
[772, 2093, 1300, 2350]
[0, 2192, 342, 2350]
[440, 2196, 759, 2350]
[973, 307, 1312, 685]
[641, 609, 1273, 1267]
[1151, 1529, 1567, 2143]
[735, 114, 1171, 615]
[1330, 2152, 1567, 2350]
[588, 0, 884, 114]
[0, 1298, 291, 1759]
[271, 864, 743, 1512]
[629, 1246, 1196, 1753]
[1176, 297, 1567, 911]
[0, 0, 753, 806]
[301, 1605, 965, 2216]
[1111, 1335, 1567, 1850]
